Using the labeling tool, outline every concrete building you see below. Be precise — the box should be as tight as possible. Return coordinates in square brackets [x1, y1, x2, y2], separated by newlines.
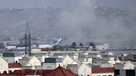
[42, 58, 57, 70]
[62, 55, 77, 67]
[26, 56, 41, 69]
[114, 61, 135, 76]
[0, 57, 8, 73]
[78, 64, 92, 76]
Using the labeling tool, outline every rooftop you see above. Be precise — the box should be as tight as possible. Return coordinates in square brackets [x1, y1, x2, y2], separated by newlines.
[92, 67, 114, 73]
[8, 63, 22, 68]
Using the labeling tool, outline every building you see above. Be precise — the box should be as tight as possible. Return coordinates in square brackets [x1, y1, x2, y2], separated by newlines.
[0, 66, 77, 76]
[8, 62, 22, 71]
[92, 67, 114, 76]
[46, 66, 77, 76]
[42, 57, 57, 70]
[67, 64, 78, 74]
[78, 64, 92, 76]
[0, 57, 8, 73]
[26, 56, 41, 69]
[62, 55, 77, 67]
[114, 61, 135, 76]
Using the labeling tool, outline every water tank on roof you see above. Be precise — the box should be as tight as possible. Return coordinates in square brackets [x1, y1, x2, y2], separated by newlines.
[44, 58, 56, 63]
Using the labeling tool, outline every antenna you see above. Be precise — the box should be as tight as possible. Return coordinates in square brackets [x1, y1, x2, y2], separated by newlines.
[25, 22, 31, 35]
[24, 21, 31, 56]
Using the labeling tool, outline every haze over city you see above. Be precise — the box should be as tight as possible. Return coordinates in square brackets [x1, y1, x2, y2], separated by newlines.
[0, 0, 135, 48]
[0, 1, 135, 76]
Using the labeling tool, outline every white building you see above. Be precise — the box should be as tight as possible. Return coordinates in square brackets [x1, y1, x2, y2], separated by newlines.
[123, 61, 135, 70]
[26, 56, 41, 69]
[0, 57, 8, 73]
[31, 48, 42, 53]
[78, 64, 92, 76]
[114, 61, 135, 76]
[62, 55, 77, 67]
[6, 45, 16, 50]
[42, 57, 57, 70]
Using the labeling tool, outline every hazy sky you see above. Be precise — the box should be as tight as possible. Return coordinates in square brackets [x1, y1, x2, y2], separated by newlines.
[0, 0, 135, 10]
[0, 0, 135, 48]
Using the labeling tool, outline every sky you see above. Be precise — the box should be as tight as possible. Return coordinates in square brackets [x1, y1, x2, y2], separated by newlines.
[0, 0, 135, 10]
[97, 0, 136, 10]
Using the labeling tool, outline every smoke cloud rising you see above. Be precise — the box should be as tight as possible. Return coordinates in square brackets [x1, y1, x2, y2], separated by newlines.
[0, 0, 136, 48]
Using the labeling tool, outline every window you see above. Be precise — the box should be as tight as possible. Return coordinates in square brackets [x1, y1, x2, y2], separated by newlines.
[115, 70, 120, 75]
[126, 70, 135, 76]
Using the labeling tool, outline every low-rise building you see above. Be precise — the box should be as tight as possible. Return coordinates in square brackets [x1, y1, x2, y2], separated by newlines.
[26, 56, 41, 69]
[62, 55, 77, 67]
[0, 57, 8, 73]
[8, 62, 22, 71]
[92, 67, 114, 76]
[78, 64, 92, 76]
[114, 61, 135, 76]
[42, 57, 57, 70]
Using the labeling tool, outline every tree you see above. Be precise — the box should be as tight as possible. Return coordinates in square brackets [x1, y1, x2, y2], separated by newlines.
[0, 43, 5, 49]
[71, 42, 77, 48]
[79, 43, 84, 48]
[89, 42, 96, 50]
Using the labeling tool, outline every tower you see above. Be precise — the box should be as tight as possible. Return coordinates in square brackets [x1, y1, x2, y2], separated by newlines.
[24, 22, 31, 56]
